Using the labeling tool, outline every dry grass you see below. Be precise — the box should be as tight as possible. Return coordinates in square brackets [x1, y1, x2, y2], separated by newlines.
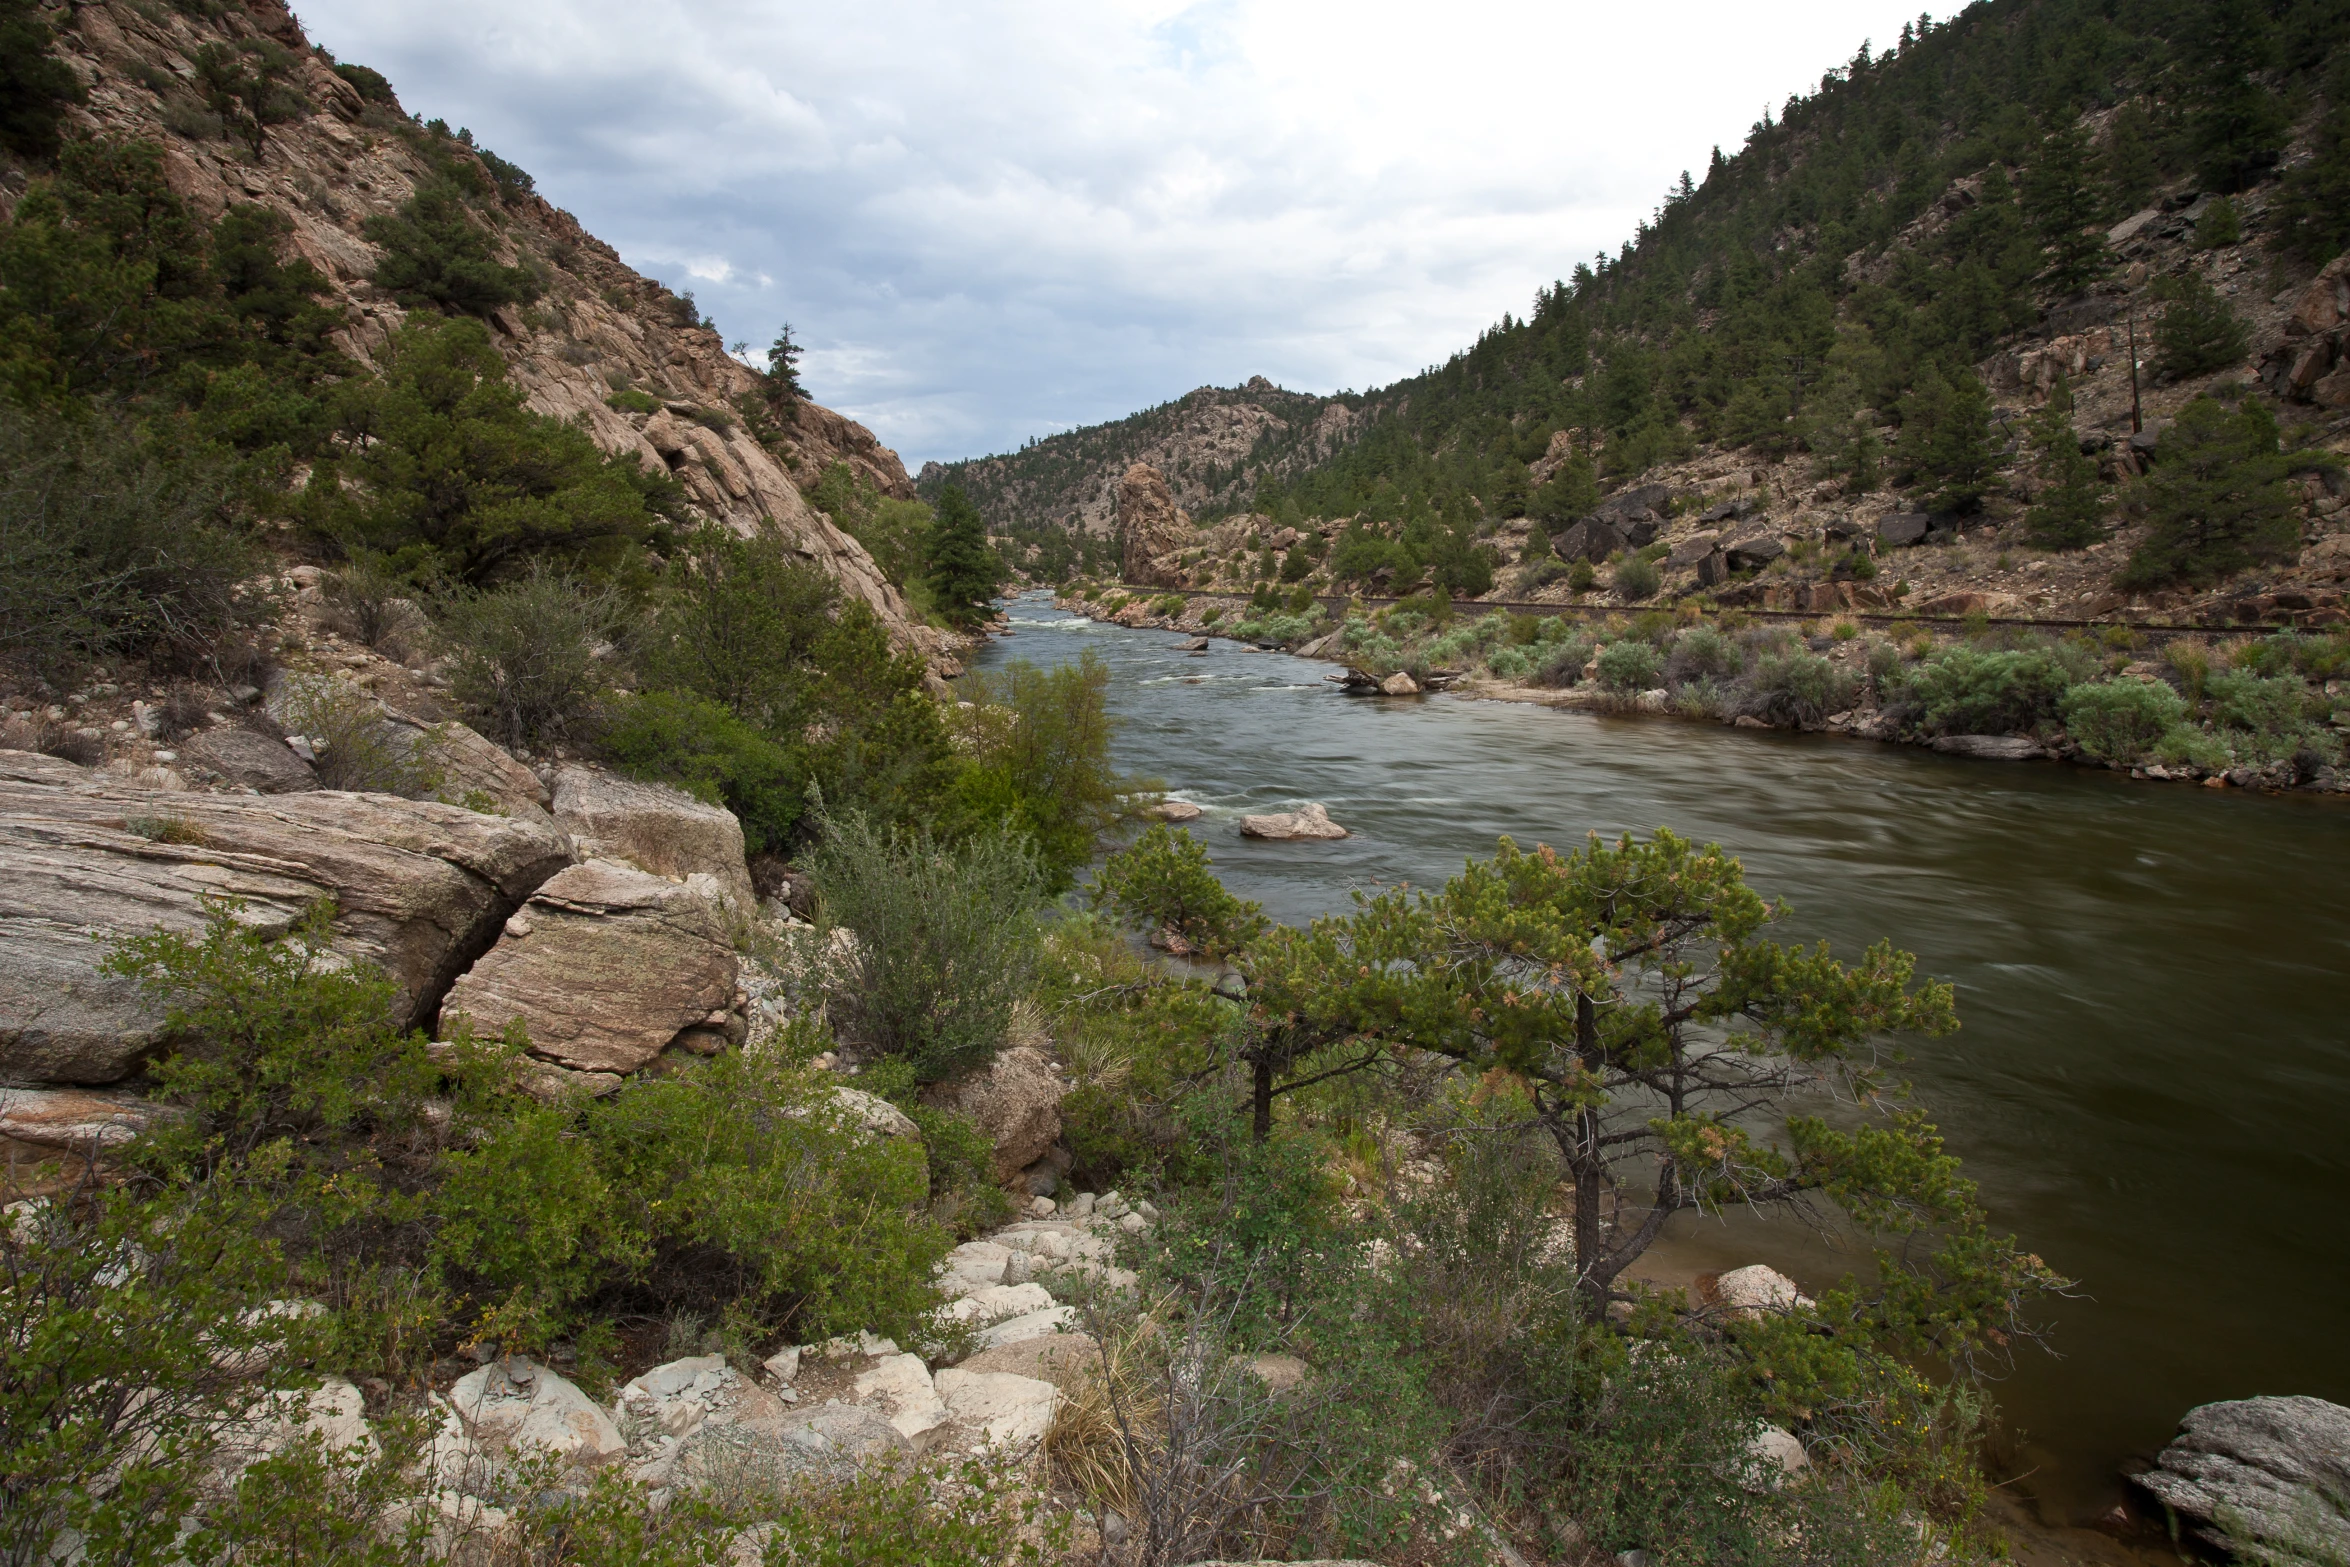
[1045, 1315, 1161, 1518]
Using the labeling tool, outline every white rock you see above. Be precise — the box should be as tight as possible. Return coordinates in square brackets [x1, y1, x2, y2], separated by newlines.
[937, 1282, 1055, 1327]
[1745, 1424, 1811, 1492]
[934, 1368, 1059, 1450]
[1068, 1192, 1097, 1217]
[216, 1376, 373, 1480]
[613, 1354, 734, 1440]
[762, 1346, 802, 1386]
[1238, 801, 1350, 841]
[851, 1352, 950, 1453]
[450, 1357, 626, 1467]
[1714, 1264, 1814, 1322]
[979, 1306, 1077, 1350]
[1118, 1211, 1147, 1234]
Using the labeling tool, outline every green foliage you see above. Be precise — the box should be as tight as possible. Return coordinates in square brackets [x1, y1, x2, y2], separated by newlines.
[599, 690, 805, 854]
[1747, 645, 1857, 726]
[2196, 196, 2244, 249]
[1090, 823, 1269, 958]
[190, 39, 308, 159]
[806, 460, 936, 603]
[763, 322, 806, 410]
[331, 61, 398, 105]
[2022, 378, 2106, 549]
[1895, 367, 2000, 513]
[2121, 396, 2297, 586]
[1903, 644, 2086, 735]
[2278, 87, 2350, 263]
[0, 0, 84, 160]
[364, 182, 541, 317]
[1568, 556, 1597, 593]
[803, 812, 1046, 1083]
[1594, 638, 1665, 692]
[638, 524, 843, 725]
[606, 387, 662, 414]
[2152, 269, 2251, 380]
[2184, 0, 2292, 192]
[2060, 678, 2188, 763]
[2203, 667, 2324, 758]
[1612, 553, 1661, 601]
[2021, 123, 2109, 294]
[947, 651, 1129, 884]
[925, 483, 1004, 628]
[0, 1183, 314, 1567]
[308, 317, 675, 583]
[0, 404, 265, 680]
[432, 563, 627, 749]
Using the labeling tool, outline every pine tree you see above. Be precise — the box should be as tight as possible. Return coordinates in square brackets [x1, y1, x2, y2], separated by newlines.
[2121, 397, 2297, 585]
[2022, 124, 2110, 294]
[925, 484, 1004, 627]
[2023, 377, 2106, 549]
[0, 0, 84, 160]
[2184, 0, 2291, 192]
[2277, 69, 2350, 263]
[1897, 367, 2000, 513]
[2152, 269, 2251, 380]
[2098, 103, 2164, 214]
[763, 324, 805, 410]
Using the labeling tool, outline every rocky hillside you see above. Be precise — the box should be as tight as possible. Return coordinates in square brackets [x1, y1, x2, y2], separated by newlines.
[15, 0, 946, 659]
[946, 0, 2350, 632]
[922, 376, 1361, 535]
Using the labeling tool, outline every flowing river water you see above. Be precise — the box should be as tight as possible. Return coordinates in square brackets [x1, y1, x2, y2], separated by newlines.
[970, 591, 2350, 1524]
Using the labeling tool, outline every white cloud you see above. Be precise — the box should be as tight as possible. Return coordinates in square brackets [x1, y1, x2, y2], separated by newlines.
[297, 0, 1925, 468]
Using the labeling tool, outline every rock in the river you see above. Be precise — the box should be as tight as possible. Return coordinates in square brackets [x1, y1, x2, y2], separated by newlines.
[1713, 1265, 1814, 1322]
[2137, 1396, 2350, 1558]
[0, 770, 572, 1084]
[933, 1367, 1058, 1450]
[923, 1043, 1063, 1182]
[1146, 799, 1203, 823]
[440, 860, 738, 1076]
[1239, 802, 1349, 841]
[552, 765, 756, 914]
[180, 725, 318, 793]
[1379, 670, 1421, 696]
[1929, 735, 2047, 761]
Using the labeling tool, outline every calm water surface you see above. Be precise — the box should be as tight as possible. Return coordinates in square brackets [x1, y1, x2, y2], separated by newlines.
[970, 593, 2350, 1518]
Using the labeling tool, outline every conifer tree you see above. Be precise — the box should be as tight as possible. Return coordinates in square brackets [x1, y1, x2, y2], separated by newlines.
[763, 325, 806, 410]
[2184, 0, 2291, 192]
[0, 0, 84, 160]
[1897, 367, 2000, 513]
[2152, 269, 2251, 380]
[2022, 124, 2110, 294]
[2022, 377, 2105, 550]
[2120, 397, 2296, 586]
[925, 483, 1004, 628]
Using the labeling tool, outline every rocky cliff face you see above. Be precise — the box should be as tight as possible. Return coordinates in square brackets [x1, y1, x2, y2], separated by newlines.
[930, 377, 1360, 535]
[1116, 463, 1192, 587]
[33, 0, 946, 661]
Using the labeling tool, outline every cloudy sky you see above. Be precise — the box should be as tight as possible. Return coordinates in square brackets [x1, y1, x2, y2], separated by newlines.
[297, 0, 1925, 469]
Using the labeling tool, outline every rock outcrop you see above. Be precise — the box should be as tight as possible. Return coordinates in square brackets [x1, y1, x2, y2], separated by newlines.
[551, 766, 756, 914]
[439, 860, 740, 1080]
[179, 725, 318, 794]
[48, 0, 947, 665]
[2138, 1395, 2350, 1557]
[922, 1044, 1064, 1183]
[0, 760, 573, 1084]
[1119, 464, 1193, 587]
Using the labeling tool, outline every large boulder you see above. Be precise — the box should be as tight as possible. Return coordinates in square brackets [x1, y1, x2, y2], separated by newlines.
[1, 1087, 174, 1189]
[1712, 1264, 1813, 1322]
[1551, 517, 1626, 564]
[0, 764, 573, 1085]
[2138, 1396, 2350, 1558]
[180, 725, 318, 794]
[440, 860, 739, 1076]
[933, 1368, 1058, 1451]
[448, 1357, 626, 1469]
[551, 766, 755, 914]
[1239, 802, 1349, 841]
[1118, 464, 1193, 588]
[923, 1044, 1063, 1183]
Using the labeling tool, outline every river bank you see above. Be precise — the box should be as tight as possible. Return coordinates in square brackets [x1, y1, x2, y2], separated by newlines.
[1043, 584, 2350, 799]
[976, 591, 2350, 1543]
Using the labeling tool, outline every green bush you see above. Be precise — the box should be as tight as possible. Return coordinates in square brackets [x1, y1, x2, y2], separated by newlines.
[273, 675, 443, 796]
[2155, 722, 2234, 771]
[1089, 823, 1269, 959]
[0, 405, 264, 680]
[2152, 268, 2251, 380]
[2059, 679, 2188, 764]
[945, 651, 1129, 885]
[1746, 648, 1855, 726]
[364, 181, 541, 317]
[803, 813, 1046, 1083]
[638, 524, 844, 728]
[2202, 668, 2325, 761]
[1534, 632, 1596, 687]
[1595, 639, 1665, 692]
[432, 564, 626, 749]
[599, 690, 805, 855]
[1904, 645, 2083, 735]
[1613, 554, 1661, 600]
[2121, 397, 2297, 587]
[606, 388, 662, 415]
[1667, 624, 1742, 682]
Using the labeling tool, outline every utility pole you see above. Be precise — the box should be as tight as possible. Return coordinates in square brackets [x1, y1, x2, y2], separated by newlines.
[2126, 311, 2143, 435]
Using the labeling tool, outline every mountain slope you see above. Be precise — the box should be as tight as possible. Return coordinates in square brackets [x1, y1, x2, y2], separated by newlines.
[929, 0, 2350, 624]
[15, 0, 946, 658]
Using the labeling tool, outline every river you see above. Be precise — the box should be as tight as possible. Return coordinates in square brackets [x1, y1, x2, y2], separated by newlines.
[968, 591, 2350, 1522]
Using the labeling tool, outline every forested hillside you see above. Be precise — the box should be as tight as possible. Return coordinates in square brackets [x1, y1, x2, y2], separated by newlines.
[947, 0, 2350, 617]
